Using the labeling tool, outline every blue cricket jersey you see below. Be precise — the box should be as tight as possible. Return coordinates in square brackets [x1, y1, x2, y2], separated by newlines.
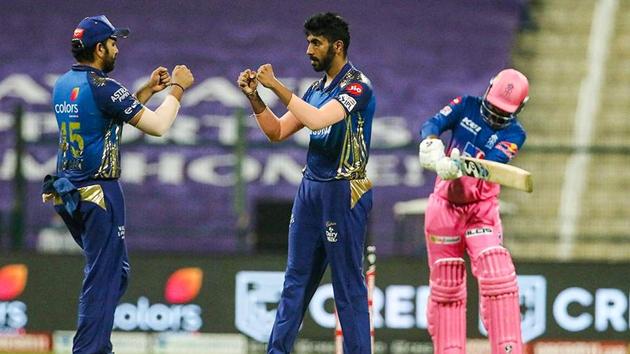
[421, 96, 526, 163]
[301, 62, 376, 181]
[421, 96, 527, 203]
[52, 65, 144, 182]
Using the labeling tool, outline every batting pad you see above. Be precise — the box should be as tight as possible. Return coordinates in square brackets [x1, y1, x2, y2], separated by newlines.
[475, 247, 523, 354]
[428, 258, 466, 354]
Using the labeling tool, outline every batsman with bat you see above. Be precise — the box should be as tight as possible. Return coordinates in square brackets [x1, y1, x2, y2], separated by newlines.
[418, 69, 529, 353]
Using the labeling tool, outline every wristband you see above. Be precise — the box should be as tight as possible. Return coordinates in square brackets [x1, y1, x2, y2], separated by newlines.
[170, 83, 185, 92]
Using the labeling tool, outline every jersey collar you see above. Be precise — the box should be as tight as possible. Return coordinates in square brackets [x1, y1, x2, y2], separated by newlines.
[71, 64, 107, 77]
[316, 62, 353, 92]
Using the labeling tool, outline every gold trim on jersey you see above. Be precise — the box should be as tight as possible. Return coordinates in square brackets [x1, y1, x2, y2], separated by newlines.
[42, 184, 106, 211]
[95, 123, 122, 179]
[336, 112, 368, 180]
[350, 178, 372, 209]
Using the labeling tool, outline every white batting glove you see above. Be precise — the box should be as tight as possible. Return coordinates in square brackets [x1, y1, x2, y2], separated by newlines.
[419, 138, 445, 170]
[436, 148, 463, 180]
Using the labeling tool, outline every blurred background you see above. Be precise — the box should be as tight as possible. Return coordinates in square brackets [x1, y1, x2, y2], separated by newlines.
[1, 0, 629, 353]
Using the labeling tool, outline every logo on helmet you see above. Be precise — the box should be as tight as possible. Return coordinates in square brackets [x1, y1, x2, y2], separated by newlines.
[504, 83, 514, 97]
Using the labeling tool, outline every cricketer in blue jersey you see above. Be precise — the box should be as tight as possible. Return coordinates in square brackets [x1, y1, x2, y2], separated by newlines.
[42, 15, 194, 354]
[418, 69, 529, 353]
[238, 12, 375, 354]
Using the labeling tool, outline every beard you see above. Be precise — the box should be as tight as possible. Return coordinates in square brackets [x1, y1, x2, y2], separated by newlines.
[102, 47, 116, 73]
[310, 45, 335, 72]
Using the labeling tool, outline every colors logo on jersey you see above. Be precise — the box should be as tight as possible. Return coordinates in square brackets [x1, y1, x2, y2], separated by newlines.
[70, 87, 80, 101]
[0, 264, 28, 301]
[73, 28, 84, 39]
[345, 83, 363, 96]
[165, 267, 203, 304]
[496, 141, 519, 160]
[450, 96, 462, 105]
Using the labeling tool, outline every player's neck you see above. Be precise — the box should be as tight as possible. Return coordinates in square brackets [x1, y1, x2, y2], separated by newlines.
[325, 58, 348, 84]
[77, 60, 105, 72]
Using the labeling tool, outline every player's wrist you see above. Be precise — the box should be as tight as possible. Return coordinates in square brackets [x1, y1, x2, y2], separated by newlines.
[170, 83, 186, 92]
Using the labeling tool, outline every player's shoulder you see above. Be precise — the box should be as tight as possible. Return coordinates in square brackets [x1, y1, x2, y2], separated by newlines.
[88, 71, 123, 89]
[340, 66, 372, 91]
[502, 119, 527, 140]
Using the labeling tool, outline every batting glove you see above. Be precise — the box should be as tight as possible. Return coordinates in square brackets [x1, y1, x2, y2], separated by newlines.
[436, 148, 463, 180]
[419, 138, 445, 170]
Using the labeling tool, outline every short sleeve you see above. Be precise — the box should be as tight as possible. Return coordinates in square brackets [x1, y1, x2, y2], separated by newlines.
[485, 134, 526, 163]
[334, 80, 373, 114]
[92, 75, 144, 123]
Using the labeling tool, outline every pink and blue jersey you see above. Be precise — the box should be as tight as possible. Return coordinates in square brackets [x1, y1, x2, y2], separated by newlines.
[421, 95, 526, 204]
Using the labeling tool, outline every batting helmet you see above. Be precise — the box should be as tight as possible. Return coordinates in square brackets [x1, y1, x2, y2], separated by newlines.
[481, 69, 529, 129]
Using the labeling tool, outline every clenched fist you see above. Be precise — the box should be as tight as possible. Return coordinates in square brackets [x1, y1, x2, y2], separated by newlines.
[147, 66, 170, 93]
[256, 64, 278, 89]
[171, 65, 194, 90]
[237, 69, 258, 96]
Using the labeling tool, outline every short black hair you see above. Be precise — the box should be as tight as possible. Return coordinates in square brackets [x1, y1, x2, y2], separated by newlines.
[304, 12, 350, 56]
[71, 39, 106, 63]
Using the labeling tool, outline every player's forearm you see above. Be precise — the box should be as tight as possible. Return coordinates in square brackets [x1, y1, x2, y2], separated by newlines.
[132, 95, 181, 136]
[134, 85, 154, 105]
[286, 94, 345, 131]
[268, 79, 293, 107]
[246, 91, 267, 115]
[253, 108, 283, 141]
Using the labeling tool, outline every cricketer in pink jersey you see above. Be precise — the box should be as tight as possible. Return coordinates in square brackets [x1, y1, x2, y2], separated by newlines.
[418, 69, 529, 354]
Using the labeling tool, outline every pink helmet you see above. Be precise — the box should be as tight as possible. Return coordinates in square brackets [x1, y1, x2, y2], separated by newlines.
[481, 68, 529, 129]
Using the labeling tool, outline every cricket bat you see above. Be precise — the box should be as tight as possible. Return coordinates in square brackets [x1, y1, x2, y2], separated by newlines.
[457, 156, 533, 193]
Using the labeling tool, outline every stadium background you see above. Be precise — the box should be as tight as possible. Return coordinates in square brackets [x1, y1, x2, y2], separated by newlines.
[1, 0, 629, 353]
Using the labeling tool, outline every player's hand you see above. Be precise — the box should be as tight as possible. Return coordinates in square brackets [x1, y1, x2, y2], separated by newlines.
[171, 65, 194, 90]
[147, 66, 170, 93]
[256, 64, 278, 89]
[237, 69, 258, 96]
[436, 148, 463, 180]
[419, 138, 445, 170]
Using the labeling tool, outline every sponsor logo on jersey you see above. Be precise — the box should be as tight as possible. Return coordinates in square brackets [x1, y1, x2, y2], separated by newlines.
[70, 87, 80, 101]
[123, 100, 140, 115]
[439, 105, 452, 116]
[345, 83, 363, 96]
[485, 134, 498, 149]
[429, 234, 460, 244]
[54, 101, 79, 114]
[337, 94, 357, 112]
[465, 227, 493, 238]
[111, 87, 131, 103]
[496, 141, 519, 160]
[461, 117, 481, 134]
[464, 142, 486, 159]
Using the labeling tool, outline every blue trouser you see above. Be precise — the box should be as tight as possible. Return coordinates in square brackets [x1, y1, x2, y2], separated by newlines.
[267, 178, 373, 354]
[54, 180, 129, 354]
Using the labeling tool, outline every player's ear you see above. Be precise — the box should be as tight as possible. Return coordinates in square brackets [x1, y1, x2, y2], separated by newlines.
[334, 40, 344, 55]
[94, 43, 104, 59]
